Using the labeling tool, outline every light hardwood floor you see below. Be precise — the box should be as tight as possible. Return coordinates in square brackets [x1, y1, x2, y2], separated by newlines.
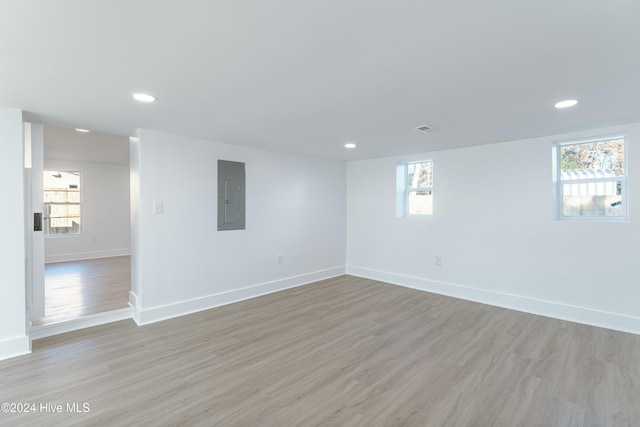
[2, 275, 639, 426]
[32, 256, 131, 326]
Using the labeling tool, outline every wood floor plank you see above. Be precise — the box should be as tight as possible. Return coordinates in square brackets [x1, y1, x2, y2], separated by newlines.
[32, 256, 131, 326]
[2, 275, 639, 426]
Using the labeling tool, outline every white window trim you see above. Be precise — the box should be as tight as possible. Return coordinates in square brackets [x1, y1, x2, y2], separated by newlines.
[396, 160, 433, 218]
[553, 134, 628, 221]
[44, 170, 84, 237]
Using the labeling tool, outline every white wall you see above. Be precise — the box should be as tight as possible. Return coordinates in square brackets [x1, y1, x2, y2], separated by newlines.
[131, 129, 346, 324]
[43, 158, 130, 263]
[0, 107, 29, 360]
[347, 123, 640, 334]
[129, 133, 142, 309]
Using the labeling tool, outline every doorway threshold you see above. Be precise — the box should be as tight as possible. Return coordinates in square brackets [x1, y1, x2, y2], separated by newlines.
[30, 307, 133, 340]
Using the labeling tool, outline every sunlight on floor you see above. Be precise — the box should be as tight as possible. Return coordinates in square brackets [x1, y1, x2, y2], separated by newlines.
[32, 256, 131, 326]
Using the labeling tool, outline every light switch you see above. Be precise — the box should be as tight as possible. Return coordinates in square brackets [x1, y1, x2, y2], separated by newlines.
[153, 201, 163, 214]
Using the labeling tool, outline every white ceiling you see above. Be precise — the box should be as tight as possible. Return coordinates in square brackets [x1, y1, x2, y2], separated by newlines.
[44, 125, 129, 165]
[2, 1, 639, 161]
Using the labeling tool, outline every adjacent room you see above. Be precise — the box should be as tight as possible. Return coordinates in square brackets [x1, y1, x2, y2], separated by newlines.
[1, 1, 639, 426]
[33, 125, 131, 327]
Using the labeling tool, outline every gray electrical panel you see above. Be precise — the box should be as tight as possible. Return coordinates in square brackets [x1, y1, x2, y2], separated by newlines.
[217, 160, 245, 231]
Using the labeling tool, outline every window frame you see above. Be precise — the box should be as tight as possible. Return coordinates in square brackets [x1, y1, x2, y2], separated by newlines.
[43, 170, 83, 237]
[553, 134, 627, 221]
[396, 160, 433, 218]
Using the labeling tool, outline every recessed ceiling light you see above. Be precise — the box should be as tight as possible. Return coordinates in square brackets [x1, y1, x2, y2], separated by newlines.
[344, 143, 356, 149]
[74, 128, 90, 133]
[554, 99, 578, 109]
[131, 92, 157, 103]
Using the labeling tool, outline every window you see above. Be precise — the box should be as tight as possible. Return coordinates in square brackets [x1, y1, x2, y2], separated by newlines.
[554, 135, 627, 220]
[396, 160, 433, 217]
[43, 171, 82, 235]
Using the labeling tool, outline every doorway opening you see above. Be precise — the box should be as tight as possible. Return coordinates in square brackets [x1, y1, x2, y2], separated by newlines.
[30, 125, 132, 328]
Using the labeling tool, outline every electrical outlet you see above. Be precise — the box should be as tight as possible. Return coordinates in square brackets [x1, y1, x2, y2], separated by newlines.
[435, 256, 442, 266]
[277, 255, 283, 265]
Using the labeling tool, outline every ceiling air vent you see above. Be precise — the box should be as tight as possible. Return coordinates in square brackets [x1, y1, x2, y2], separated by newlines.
[414, 124, 434, 133]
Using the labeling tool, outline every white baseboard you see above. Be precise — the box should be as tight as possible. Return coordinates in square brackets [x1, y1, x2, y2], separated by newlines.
[347, 265, 640, 335]
[0, 335, 31, 361]
[136, 266, 346, 325]
[129, 291, 141, 325]
[29, 307, 133, 340]
[45, 248, 131, 264]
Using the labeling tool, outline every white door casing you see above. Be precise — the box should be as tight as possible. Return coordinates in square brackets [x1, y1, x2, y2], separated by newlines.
[25, 122, 45, 320]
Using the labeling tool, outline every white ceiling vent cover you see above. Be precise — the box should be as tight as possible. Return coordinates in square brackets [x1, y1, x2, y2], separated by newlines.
[414, 124, 435, 133]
